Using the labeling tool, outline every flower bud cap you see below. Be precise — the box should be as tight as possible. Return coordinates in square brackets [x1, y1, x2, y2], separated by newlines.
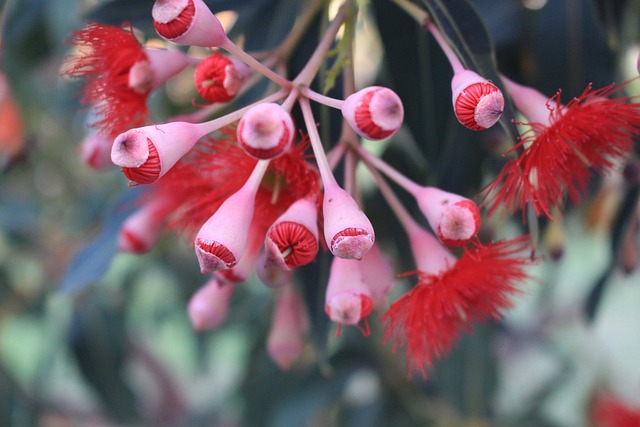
[237, 103, 295, 160]
[152, 0, 227, 47]
[342, 86, 404, 140]
[451, 70, 503, 130]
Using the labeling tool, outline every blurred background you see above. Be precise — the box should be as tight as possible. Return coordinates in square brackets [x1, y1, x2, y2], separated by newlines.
[0, 0, 639, 426]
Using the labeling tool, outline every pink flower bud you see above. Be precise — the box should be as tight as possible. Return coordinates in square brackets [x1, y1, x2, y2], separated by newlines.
[111, 121, 205, 185]
[451, 70, 503, 130]
[325, 257, 373, 334]
[407, 224, 456, 275]
[118, 197, 172, 254]
[152, 0, 227, 47]
[264, 198, 319, 269]
[342, 86, 404, 140]
[79, 132, 113, 170]
[145, 48, 193, 90]
[236, 103, 295, 160]
[256, 252, 294, 288]
[359, 243, 394, 310]
[194, 52, 249, 103]
[267, 285, 309, 370]
[323, 184, 375, 260]
[215, 228, 263, 284]
[414, 186, 481, 247]
[501, 76, 554, 125]
[187, 277, 234, 331]
[194, 161, 268, 274]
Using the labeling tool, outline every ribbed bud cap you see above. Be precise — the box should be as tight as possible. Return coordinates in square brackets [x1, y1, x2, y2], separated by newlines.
[187, 277, 234, 331]
[451, 70, 503, 130]
[342, 86, 404, 140]
[415, 186, 481, 247]
[237, 103, 295, 160]
[152, 0, 227, 47]
[194, 52, 249, 103]
[323, 184, 375, 260]
[264, 198, 319, 270]
[111, 121, 203, 185]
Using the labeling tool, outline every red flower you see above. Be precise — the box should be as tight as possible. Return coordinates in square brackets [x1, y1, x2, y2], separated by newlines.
[482, 82, 640, 219]
[591, 393, 640, 427]
[64, 24, 151, 137]
[382, 236, 531, 378]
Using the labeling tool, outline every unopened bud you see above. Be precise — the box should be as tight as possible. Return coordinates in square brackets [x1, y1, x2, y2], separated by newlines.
[342, 86, 404, 140]
[194, 52, 249, 103]
[451, 70, 503, 130]
[152, 0, 227, 47]
[237, 103, 295, 160]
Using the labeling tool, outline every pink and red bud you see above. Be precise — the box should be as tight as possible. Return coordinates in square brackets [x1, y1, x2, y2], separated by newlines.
[323, 184, 375, 260]
[194, 161, 267, 274]
[451, 70, 503, 130]
[256, 253, 294, 288]
[79, 132, 113, 170]
[111, 121, 205, 185]
[187, 277, 234, 331]
[325, 257, 373, 334]
[236, 103, 295, 160]
[414, 187, 481, 247]
[152, 0, 227, 47]
[267, 285, 309, 370]
[342, 86, 404, 140]
[359, 243, 394, 310]
[194, 52, 249, 103]
[263, 198, 319, 270]
[118, 197, 172, 254]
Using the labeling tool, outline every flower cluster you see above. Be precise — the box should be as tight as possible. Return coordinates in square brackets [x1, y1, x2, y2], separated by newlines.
[62, 0, 637, 377]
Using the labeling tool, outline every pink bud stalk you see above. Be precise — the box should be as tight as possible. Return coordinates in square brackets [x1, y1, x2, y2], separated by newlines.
[501, 76, 555, 125]
[341, 86, 404, 140]
[359, 243, 395, 311]
[256, 252, 294, 289]
[325, 257, 374, 335]
[267, 285, 309, 370]
[413, 186, 481, 247]
[187, 276, 234, 331]
[427, 21, 503, 130]
[264, 197, 319, 270]
[111, 91, 286, 185]
[299, 97, 375, 260]
[79, 131, 113, 170]
[194, 160, 269, 274]
[118, 196, 173, 254]
[237, 103, 295, 160]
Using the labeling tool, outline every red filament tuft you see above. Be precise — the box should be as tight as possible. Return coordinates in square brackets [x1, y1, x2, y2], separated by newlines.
[122, 138, 161, 185]
[268, 221, 318, 268]
[382, 236, 531, 378]
[153, 0, 196, 40]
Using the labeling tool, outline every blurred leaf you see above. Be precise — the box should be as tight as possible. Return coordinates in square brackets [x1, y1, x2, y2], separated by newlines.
[59, 188, 142, 295]
[590, 0, 630, 48]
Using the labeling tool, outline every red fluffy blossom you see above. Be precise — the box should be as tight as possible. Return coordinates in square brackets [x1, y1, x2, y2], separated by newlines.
[153, 128, 321, 238]
[64, 24, 151, 137]
[382, 236, 531, 378]
[482, 82, 640, 220]
[591, 393, 640, 427]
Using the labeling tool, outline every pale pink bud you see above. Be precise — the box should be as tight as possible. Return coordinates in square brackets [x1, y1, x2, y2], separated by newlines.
[414, 186, 481, 247]
[194, 161, 267, 274]
[451, 70, 503, 130]
[342, 86, 404, 140]
[152, 0, 227, 47]
[502, 76, 553, 125]
[267, 285, 309, 370]
[187, 277, 234, 331]
[236, 103, 295, 160]
[325, 257, 373, 333]
[118, 197, 172, 254]
[407, 224, 456, 275]
[194, 52, 249, 103]
[323, 184, 375, 260]
[264, 198, 319, 270]
[256, 252, 294, 288]
[359, 243, 394, 310]
[79, 132, 113, 170]
[145, 48, 193, 89]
